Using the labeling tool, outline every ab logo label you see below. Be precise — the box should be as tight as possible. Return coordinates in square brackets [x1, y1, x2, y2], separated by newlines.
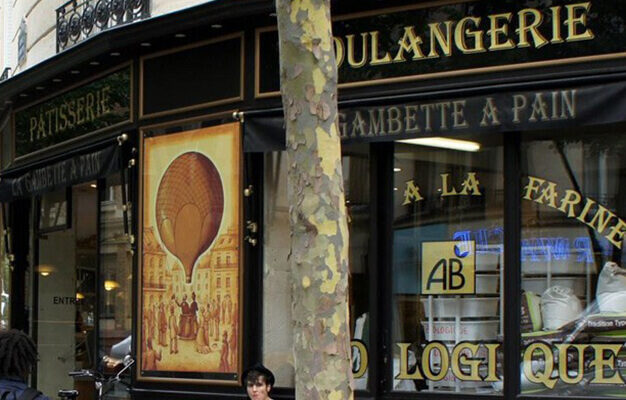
[421, 241, 475, 295]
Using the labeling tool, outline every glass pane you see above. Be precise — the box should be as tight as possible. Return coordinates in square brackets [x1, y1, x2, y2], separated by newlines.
[263, 145, 371, 389]
[98, 175, 132, 397]
[0, 206, 9, 329]
[520, 126, 626, 396]
[392, 136, 503, 394]
[39, 189, 68, 231]
[343, 145, 371, 391]
[34, 182, 97, 398]
[1, 123, 12, 170]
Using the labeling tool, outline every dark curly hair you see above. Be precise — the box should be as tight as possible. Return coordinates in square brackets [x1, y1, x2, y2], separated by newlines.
[0, 329, 38, 379]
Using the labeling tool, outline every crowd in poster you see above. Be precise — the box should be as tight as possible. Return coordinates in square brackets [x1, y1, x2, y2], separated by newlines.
[139, 123, 242, 383]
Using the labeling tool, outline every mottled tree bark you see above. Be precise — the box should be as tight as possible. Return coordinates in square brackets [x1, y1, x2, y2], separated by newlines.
[275, 0, 354, 398]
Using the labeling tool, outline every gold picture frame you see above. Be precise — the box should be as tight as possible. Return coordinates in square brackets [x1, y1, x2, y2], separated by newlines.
[137, 122, 243, 384]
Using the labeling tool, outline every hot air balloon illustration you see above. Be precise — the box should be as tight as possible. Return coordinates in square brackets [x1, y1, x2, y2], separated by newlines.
[155, 152, 224, 283]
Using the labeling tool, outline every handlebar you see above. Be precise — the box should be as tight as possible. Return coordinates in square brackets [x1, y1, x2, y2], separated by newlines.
[64, 357, 135, 399]
[67, 369, 96, 378]
[57, 389, 79, 400]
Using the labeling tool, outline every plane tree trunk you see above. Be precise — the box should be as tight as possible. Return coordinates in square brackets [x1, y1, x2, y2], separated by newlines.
[275, 0, 354, 398]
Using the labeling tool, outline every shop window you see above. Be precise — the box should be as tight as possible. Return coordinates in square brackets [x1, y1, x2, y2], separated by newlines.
[0, 205, 9, 329]
[31, 182, 98, 397]
[263, 144, 371, 389]
[39, 189, 69, 232]
[520, 126, 626, 396]
[0, 121, 11, 169]
[392, 136, 503, 393]
[98, 174, 132, 397]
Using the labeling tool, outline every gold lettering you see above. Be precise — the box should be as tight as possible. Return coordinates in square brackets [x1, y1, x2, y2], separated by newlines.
[451, 342, 481, 381]
[351, 341, 368, 378]
[59, 104, 68, 132]
[85, 92, 95, 122]
[522, 342, 557, 389]
[587, 204, 617, 235]
[441, 173, 458, 196]
[428, 21, 453, 58]
[368, 108, 385, 136]
[529, 93, 550, 122]
[350, 111, 367, 138]
[76, 97, 85, 125]
[387, 107, 402, 134]
[45, 109, 55, 137]
[523, 176, 544, 200]
[68, 100, 76, 127]
[517, 8, 548, 48]
[480, 97, 501, 126]
[404, 105, 420, 134]
[452, 100, 468, 128]
[29, 117, 37, 142]
[437, 102, 451, 129]
[422, 342, 448, 381]
[576, 197, 596, 225]
[455, 17, 484, 54]
[565, 2, 594, 42]
[101, 86, 111, 114]
[484, 343, 500, 382]
[395, 343, 424, 380]
[488, 13, 515, 51]
[535, 180, 558, 208]
[512, 94, 527, 123]
[346, 33, 368, 68]
[556, 344, 588, 384]
[394, 26, 425, 62]
[561, 90, 576, 119]
[589, 344, 625, 384]
[370, 31, 392, 65]
[421, 104, 436, 132]
[550, 6, 564, 43]
[37, 114, 46, 139]
[460, 173, 481, 195]
[605, 218, 626, 249]
[403, 180, 424, 205]
[333, 37, 344, 68]
[558, 189, 581, 217]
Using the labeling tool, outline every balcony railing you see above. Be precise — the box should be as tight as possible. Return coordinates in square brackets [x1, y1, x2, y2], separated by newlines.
[0, 68, 10, 82]
[56, 0, 150, 52]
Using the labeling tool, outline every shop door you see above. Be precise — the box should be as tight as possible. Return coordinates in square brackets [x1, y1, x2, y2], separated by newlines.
[30, 174, 133, 400]
[34, 182, 97, 399]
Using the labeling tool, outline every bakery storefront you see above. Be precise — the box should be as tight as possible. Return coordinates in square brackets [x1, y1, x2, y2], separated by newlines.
[1, 0, 626, 399]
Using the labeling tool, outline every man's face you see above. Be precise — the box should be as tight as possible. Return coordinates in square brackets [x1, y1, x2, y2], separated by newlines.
[247, 377, 271, 400]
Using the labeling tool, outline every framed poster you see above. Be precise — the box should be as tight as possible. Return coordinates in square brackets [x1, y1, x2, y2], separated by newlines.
[138, 122, 242, 384]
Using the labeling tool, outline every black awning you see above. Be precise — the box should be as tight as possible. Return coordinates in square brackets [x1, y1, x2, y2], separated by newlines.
[243, 78, 626, 149]
[243, 114, 286, 152]
[0, 142, 121, 202]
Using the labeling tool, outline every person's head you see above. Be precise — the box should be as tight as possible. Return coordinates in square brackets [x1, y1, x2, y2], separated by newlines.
[0, 329, 38, 380]
[243, 363, 275, 400]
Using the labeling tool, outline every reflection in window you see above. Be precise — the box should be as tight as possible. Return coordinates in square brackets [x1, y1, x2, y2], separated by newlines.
[39, 189, 68, 231]
[98, 175, 132, 398]
[263, 145, 371, 389]
[392, 137, 503, 393]
[520, 127, 626, 396]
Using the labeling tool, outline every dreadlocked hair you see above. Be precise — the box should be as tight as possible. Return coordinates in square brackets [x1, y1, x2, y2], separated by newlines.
[0, 329, 38, 379]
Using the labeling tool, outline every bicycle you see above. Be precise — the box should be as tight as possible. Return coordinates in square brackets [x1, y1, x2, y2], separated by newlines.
[58, 355, 134, 400]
